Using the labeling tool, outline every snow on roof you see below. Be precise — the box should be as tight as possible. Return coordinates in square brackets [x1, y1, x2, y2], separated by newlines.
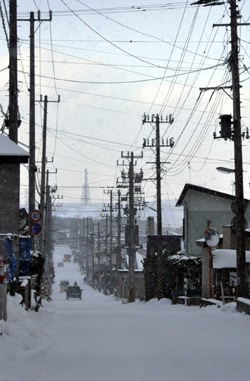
[213, 249, 250, 269]
[0, 134, 29, 157]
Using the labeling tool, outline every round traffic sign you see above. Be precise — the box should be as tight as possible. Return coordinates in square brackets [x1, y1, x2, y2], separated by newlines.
[30, 210, 42, 223]
[30, 222, 42, 235]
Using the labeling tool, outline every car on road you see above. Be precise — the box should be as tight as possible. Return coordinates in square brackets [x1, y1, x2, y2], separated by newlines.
[66, 286, 82, 300]
[57, 262, 64, 267]
[59, 280, 70, 292]
[63, 254, 72, 262]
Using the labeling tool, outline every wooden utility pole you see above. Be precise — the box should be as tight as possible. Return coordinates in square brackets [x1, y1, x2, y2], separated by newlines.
[128, 152, 136, 301]
[209, 0, 250, 297]
[39, 95, 60, 255]
[86, 217, 90, 284]
[91, 223, 95, 286]
[29, 12, 36, 245]
[40, 96, 48, 256]
[82, 218, 85, 274]
[97, 222, 101, 286]
[104, 214, 108, 294]
[143, 114, 174, 299]
[117, 189, 122, 269]
[8, 0, 20, 279]
[9, 0, 18, 143]
[230, 0, 248, 298]
[119, 151, 143, 302]
[109, 190, 113, 293]
[17, 11, 52, 250]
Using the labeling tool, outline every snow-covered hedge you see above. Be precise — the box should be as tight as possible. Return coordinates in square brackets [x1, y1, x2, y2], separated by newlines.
[143, 253, 202, 301]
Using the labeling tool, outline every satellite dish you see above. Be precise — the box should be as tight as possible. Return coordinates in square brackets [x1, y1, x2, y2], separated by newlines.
[204, 228, 220, 248]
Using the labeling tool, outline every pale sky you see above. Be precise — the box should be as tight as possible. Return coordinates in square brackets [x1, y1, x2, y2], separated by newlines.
[1, 0, 250, 225]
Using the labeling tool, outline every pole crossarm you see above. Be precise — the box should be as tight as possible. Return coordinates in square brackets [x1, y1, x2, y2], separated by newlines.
[17, 10, 52, 23]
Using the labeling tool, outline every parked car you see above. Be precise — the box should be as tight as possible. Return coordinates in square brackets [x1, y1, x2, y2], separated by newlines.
[57, 262, 64, 267]
[59, 280, 70, 292]
[66, 286, 82, 300]
[63, 254, 72, 262]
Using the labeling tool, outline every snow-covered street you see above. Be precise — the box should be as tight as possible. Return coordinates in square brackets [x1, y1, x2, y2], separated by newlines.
[1, 245, 250, 381]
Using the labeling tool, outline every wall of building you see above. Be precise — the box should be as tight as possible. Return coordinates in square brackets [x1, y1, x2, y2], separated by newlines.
[0, 163, 20, 265]
[183, 190, 250, 256]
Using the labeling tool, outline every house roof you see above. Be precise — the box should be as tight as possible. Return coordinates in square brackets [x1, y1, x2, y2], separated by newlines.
[175, 183, 250, 207]
[0, 134, 29, 163]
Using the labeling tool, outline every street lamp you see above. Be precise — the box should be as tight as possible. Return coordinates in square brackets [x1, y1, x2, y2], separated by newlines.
[216, 167, 235, 174]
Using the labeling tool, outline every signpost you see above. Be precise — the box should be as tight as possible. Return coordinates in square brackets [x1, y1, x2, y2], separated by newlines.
[29, 210, 42, 236]
[204, 228, 220, 298]
[29, 209, 42, 223]
[29, 222, 42, 236]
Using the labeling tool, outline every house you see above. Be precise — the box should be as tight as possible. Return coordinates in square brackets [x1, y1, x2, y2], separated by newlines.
[176, 183, 250, 257]
[0, 134, 29, 320]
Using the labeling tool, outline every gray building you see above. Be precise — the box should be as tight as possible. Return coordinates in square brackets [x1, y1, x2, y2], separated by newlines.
[176, 184, 250, 257]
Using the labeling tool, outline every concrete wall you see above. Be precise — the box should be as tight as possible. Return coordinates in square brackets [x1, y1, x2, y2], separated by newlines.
[117, 270, 145, 300]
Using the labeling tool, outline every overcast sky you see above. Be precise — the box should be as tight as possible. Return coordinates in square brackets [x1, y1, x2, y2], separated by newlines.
[1, 0, 250, 224]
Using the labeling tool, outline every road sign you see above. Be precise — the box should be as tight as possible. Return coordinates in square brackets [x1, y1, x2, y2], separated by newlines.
[29, 223, 42, 235]
[30, 210, 42, 223]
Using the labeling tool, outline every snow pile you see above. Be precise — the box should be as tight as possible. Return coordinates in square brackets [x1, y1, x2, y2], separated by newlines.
[1, 293, 53, 381]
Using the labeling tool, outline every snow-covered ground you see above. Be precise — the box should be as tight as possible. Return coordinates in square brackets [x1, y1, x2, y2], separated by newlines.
[1, 245, 250, 381]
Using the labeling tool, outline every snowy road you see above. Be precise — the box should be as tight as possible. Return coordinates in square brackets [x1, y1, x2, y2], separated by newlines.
[2, 245, 250, 381]
[40, 246, 250, 381]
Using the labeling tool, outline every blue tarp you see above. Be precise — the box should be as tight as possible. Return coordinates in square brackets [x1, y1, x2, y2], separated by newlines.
[19, 238, 31, 276]
[5, 238, 16, 281]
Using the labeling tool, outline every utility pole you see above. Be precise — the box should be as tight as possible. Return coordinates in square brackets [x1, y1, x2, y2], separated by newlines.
[40, 96, 48, 257]
[29, 12, 36, 249]
[9, 0, 18, 144]
[128, 152, 135, 302]
[7, 0, 21, 282]
[97, 222, 101, 287]
[142, 114, 174, 299]
[17, 11, 52, 250]
[104, 189, 114, 293]
[197, 0, 250, 298]
[86, 217, 90, 284]
[44, 170, 50, 296]
[41, 168, 56, 295]
[229, 0, 248, 298]
[104, 214, 108, 294]
[82, 218, 85, 274]
[117, 189, 122, 269]
[117, 151, 143, 302]
[91, 223, 95, 286]
[39, 95, 60, 256]
[109, 190, 113, 293]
